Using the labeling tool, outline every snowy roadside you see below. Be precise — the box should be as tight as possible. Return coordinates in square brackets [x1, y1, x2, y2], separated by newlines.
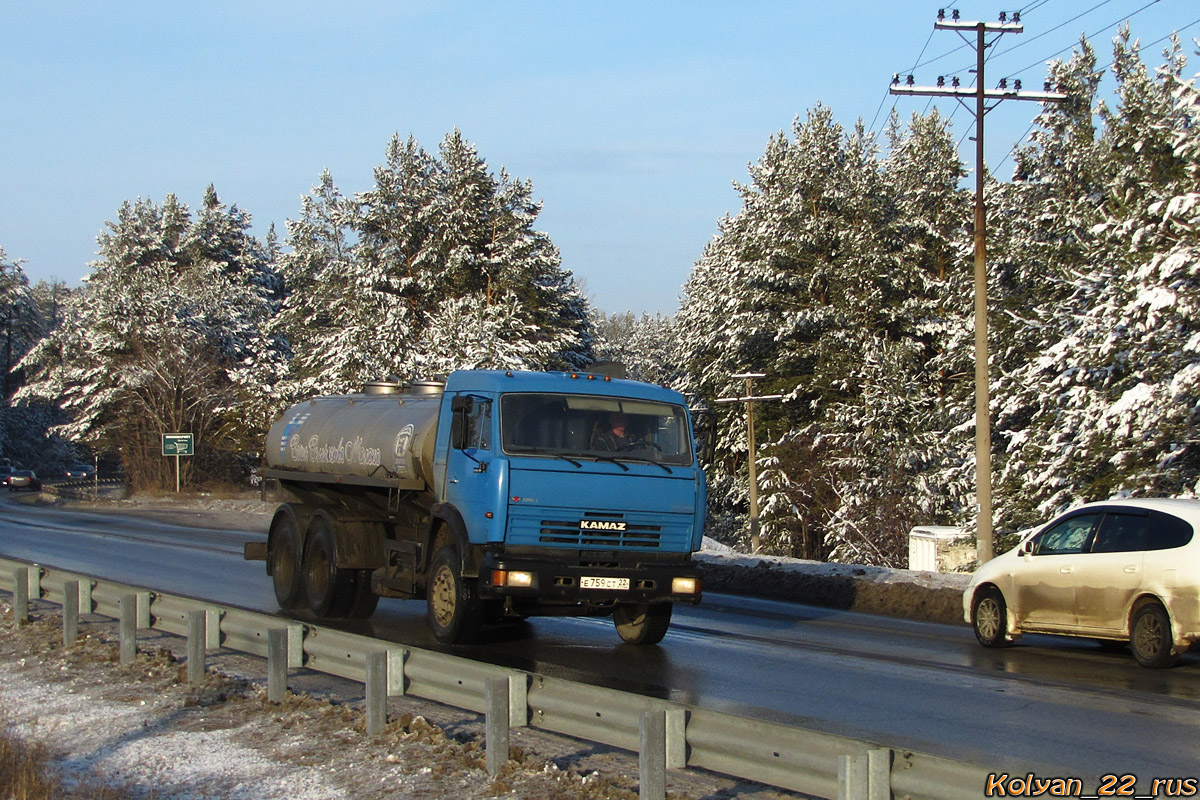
[0, 600, 804, 800]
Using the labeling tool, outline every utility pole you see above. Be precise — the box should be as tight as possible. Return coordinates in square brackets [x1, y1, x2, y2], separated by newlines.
[716, 373, 783, 554]
[889, 9, 1065, 564]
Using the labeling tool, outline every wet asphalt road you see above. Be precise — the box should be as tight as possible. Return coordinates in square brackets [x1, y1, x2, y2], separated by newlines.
[1, 495, 1197, 783]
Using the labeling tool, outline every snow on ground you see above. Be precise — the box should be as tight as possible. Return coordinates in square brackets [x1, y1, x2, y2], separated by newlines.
[3, 606, 800, 800]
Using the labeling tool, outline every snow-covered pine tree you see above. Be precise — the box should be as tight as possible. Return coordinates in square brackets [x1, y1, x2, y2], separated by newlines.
[591, 310, 682, 387]
[18, 190, 284, 489]
[680, 107, 916, 557]
[0, 250, 78, 471]
[271, 169, 361, 397]
[986, 38, 1108, 532]
[994, 30, 1200, 526]
[0, 248, 38, 402]
[278, 131, 591, 398]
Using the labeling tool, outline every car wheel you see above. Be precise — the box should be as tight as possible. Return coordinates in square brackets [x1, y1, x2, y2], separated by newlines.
[613, 602, 673, 645]
[971, 586, 1011, 648]
[1130, 603, 1179, 669]
[426, 546, 481, 644]
[270, 514, 306, 610]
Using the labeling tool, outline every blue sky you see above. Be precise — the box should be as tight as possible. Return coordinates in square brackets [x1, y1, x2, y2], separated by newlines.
[1, 2, 1196, 315]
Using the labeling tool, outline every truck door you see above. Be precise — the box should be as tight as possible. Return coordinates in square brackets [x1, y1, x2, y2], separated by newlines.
[444, 394, 496, 544]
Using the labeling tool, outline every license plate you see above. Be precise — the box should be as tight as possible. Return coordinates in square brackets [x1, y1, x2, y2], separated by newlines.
[580, 576, 630, 591]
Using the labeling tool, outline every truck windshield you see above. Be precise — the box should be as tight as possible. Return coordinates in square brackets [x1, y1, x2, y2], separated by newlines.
[500, 393, 694, 467]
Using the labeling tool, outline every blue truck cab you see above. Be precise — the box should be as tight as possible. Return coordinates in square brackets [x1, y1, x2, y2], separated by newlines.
[431, 369, 705, 644]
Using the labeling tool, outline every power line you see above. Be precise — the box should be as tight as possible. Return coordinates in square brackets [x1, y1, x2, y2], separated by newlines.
[994, 12, 1200, 173]
[1020, 0, 1054, 15]
[1006, 0, 1167, 77]
[871, 26, 938, 134]
[992, 0, 1121, 61]
[1090, 13, 1200, 72]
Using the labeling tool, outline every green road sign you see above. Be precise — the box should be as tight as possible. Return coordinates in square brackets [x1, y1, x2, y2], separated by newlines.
[162, 433, 194, 456]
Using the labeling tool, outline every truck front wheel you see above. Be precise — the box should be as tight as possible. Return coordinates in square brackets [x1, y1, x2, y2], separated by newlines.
[613, 602, 673, 645]
[426, 546, 481, 644]
[303, 517, 354, 618]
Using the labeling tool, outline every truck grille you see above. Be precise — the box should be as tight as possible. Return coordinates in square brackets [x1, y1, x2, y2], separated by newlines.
[538, 517, 662, 547]
[506, 507, 693, 552]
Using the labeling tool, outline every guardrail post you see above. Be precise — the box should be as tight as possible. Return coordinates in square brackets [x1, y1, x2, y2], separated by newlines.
[387, 647, 407, 697]
[869, 748, 892, 800]
[839, 753, 864, 800]
[63, 581, 79, 646]
[639, 709, 667, 800]
[665, 707, 686, 769]
[11, 567, 28, 626]
[365, 651, 387, 735]
[486, 677, 510, 777]
[268, 628, 288, 703]
[841, 750, 894, 800]
[187, 610, 206, 684]
[119, 593, 137, 664]
[79, 579, 94, 614]
[27, 565, 41, 601]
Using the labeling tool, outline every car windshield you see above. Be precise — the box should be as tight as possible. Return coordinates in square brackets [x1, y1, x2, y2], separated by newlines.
[500, 393, 694, 467]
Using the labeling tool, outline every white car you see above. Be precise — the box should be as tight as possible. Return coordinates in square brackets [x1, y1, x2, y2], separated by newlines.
[964, 498, 1200, 668]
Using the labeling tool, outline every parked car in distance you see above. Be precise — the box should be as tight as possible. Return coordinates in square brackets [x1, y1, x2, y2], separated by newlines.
[65, 462, 96, 478]
[8, 470, 41, 492]
[965, 498, 1200, 668]
[0, 466, 13, 487]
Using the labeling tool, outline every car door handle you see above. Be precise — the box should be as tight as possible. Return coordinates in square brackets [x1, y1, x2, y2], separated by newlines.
[1124, 566, 1138, 573]
[1059, 566, 1074, 574]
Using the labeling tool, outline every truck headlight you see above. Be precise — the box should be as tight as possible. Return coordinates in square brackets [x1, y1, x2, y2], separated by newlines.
[672, 576, 699, 594]
[492, 570, 535, 588]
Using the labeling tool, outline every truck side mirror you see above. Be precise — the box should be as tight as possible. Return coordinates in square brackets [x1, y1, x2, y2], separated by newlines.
[450, 395, 474, 414]
[692, 411, 716, 464]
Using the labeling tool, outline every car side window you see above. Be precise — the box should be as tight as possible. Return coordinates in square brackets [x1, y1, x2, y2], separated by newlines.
[1090, 513, 1147, 553]
[1146, 510, 1194, 551]
[1031, 514, 1100, 555]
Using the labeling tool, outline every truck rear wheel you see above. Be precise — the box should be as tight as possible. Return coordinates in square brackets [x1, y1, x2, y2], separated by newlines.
[270, 514, 306, 610]
[426, 546, 481, 644]
[345, 569, 380, 619]
[303, 516, 354, 618]
[613, 602, 672, 645]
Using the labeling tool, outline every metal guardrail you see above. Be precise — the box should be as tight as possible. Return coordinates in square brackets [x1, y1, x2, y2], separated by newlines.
[39, 477, 125, 502]
[0, 557, 995, 800]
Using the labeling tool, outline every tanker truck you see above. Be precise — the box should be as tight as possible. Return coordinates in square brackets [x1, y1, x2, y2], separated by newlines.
[244, 368, 705, 645]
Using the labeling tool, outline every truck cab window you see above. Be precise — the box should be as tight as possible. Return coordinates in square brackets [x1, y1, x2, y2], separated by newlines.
[500, 393, 693, 466]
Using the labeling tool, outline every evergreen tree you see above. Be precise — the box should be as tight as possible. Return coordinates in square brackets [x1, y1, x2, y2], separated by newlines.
[591, 310, 682, 387]
[995, 33, 1200, 523]
[277, 131, 591, 397]
[0, 248, 38, 402]
[680, 106, 972, 562]
[18, 190, 285, 488]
